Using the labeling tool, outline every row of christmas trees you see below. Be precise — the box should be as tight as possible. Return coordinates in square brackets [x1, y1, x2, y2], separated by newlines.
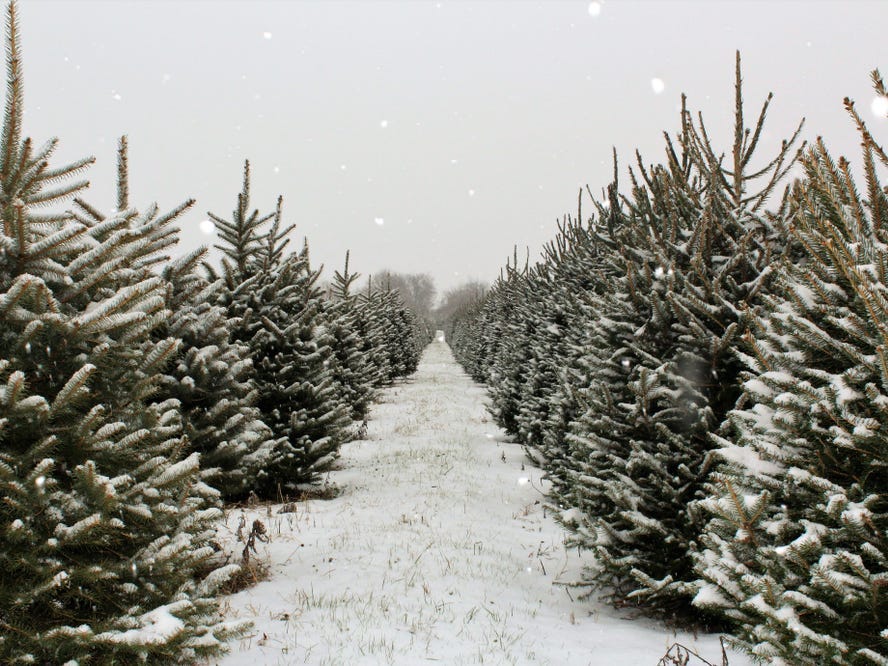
[449, 55, 885, 665]
[0, 3, 428, 662]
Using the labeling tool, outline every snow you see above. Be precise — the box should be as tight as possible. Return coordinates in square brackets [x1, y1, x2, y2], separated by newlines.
[199, 220, 215, 235]
[871, 95, 888, 119]
[374, 217, 385, 226]
[97, 604, 185, 646]
[217, 342, 748, 665]
[650, 78, 665, 94]
[587, 2, 602, 17]
[692, 584, 729, 609]
[716, 444, 781, 476]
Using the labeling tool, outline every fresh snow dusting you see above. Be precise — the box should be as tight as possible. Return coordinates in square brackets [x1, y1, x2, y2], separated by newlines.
[100, 604, 185, 645]
[216, 342, 747, 665]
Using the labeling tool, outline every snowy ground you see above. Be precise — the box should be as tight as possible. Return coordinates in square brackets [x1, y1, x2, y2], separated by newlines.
[215, 341, 751, 666]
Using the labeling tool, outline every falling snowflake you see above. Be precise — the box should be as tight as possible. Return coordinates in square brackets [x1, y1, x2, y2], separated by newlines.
[273, 166, 280, 173]
[374, 217, 385, 226]
[468, 189, 475, 197]
[199, 220, 215, 235]
[340, 164, 347, 170]
[871, 95, 888, 119]
[162, 73, 171, 84]
[588, 1, 602, 16]
[651, 78, 665, 94]
[112, 91, 122, 101]
[380, 119, 389, 128]
[263, 31, 273, 40]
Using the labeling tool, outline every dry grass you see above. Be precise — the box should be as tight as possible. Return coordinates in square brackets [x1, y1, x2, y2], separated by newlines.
[657, 638, 729, 666]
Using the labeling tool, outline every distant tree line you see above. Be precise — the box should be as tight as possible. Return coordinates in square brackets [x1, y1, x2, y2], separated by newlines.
[0, 3, 429, 662]
[449, 54, 886, 665]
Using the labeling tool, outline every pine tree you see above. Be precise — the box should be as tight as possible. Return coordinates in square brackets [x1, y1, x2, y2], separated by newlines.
[209, 168, 350, 494]
[0, 4, 243, 660]
[161, 249, 276, 501]
[327, 251, 377, 420]
[77, 138, 276, 502]
[694, 74, 888, 664]
[362, 278, 426, 383]
[553, 56, 805, 622]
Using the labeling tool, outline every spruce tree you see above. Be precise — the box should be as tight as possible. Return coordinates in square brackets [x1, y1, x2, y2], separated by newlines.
[77, 138, 276, 502]
[694, 74, 888, 664]
[554, 56, 804, 622]
[0, 4, 243, 661]
[209, 167, 350, 494]
[327, 252, 377, 420]
[160, 249, 276, 501]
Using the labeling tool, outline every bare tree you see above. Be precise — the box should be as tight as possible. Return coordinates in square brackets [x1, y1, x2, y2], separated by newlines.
[432, 280, 488, 325]
[371, 271, 437, 318]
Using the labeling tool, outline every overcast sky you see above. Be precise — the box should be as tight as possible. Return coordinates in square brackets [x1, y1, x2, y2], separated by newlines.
[18, 0, 888, 295]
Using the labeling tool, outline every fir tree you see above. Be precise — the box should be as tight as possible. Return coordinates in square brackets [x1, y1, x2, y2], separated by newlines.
[209, 167, 350, 493]
[0, 4, 243, 661]
[554, 55, 803, 621]
[694, 74, 888, 664]
[78, 138, 276, 502]
[327, 251, 377, 420]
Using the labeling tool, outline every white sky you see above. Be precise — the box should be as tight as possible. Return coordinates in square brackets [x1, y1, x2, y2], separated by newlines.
[19, 0, 888, 293]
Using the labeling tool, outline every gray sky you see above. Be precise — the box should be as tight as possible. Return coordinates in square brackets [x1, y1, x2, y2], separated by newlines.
[18, 0, 888, 295]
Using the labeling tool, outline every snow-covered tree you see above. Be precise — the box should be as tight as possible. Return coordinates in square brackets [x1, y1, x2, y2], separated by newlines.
[209, 167, 350, 494]
[694, 75, 888, 664]
[362, 277, 426, 383]
[77, 138, 276, 502]
[327, 252, 377, 420]
[160, 248, 277, 501]
[558, 57, 803, 621]
[0, 4, 243, 661]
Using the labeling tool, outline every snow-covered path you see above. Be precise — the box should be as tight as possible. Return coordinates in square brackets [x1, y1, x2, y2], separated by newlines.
[217, 341, 749, 665]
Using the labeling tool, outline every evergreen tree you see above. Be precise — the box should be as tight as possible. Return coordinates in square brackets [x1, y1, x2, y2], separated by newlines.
[554, 56, 803, 621]
[362, 278, 426, 382]
[0, 4, 243, 661]
[78, 138, 276, 502]
[327, 251, 377, 420]
[161, 249, 276, 501]
[694, 74, 888, 664]
[209, 167, 350, 494]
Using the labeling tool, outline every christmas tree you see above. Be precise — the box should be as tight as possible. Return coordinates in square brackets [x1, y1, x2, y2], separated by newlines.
[554, 56, 803, 621]
[694, 73, 887, 664]
[0, 4, 244, 660]
[327, 251, 377, 420]
[77, 138, 277, 502]
[209, 166, 350, 494]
